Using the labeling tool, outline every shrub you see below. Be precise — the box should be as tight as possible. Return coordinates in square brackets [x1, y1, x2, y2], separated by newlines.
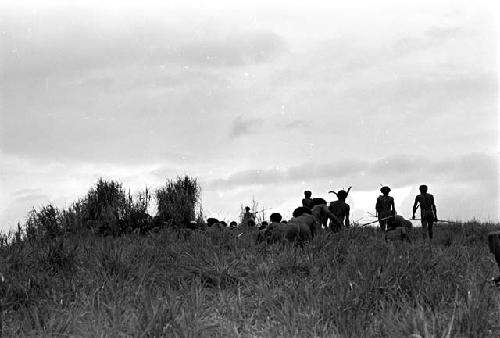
[123, 188, 153, 234]
[84, 178, 127, 223]
[25, 204, 62, 241]
[156, 176, 200, 228]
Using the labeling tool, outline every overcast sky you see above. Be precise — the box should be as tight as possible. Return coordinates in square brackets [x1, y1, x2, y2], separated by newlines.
[1, 0, 498, 231]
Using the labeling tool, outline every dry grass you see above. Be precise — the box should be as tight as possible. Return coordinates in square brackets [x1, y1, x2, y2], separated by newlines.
[1, 222, 500, 337]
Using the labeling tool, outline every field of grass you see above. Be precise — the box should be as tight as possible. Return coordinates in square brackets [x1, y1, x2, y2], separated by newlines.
[1, 221, 500, 337]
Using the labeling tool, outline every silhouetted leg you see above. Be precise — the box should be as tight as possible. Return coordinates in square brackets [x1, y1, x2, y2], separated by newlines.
[378, 218, 386, 231]
[428, 220, 433, 240]
[329, 222, 338, 233]
[421, 219, 428, 239]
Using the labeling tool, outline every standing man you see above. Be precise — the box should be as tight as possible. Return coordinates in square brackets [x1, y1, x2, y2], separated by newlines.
[302, 191, 314, 210]
[376, 186, 396, 231]
[241, 206, 256, 227]
[328, 187, 351, 232]
[412, 185, 437, 239]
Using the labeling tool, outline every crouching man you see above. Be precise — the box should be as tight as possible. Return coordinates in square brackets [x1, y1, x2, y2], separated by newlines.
[385, 215, 413, 242]
[311, 198, 343, 233]
[259, 208, 314, 246]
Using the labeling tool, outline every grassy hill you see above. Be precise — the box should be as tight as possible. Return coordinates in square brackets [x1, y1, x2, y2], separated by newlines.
[1, 222, 500, 337]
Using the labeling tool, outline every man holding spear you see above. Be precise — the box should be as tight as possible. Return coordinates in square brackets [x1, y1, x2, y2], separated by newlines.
[412, 184, 438, 240]
[376, 186, 395, 231]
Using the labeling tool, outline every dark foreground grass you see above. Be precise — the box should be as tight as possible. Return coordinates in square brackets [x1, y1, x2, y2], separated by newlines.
[1, 222, 500, 337]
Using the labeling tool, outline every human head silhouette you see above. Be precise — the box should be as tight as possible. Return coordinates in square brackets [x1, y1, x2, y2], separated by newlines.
[270, 213, 282, 223]
[329, 186, 352, 200]
[380, 186, 391, 195]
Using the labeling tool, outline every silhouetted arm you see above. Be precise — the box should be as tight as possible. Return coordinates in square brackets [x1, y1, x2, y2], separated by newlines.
[323, 205, 342, 227]
[412, 196, 419, 219]
[431, 195, 437, 221]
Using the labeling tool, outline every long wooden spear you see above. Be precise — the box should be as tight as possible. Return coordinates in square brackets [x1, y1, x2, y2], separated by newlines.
[359, 215, 394, 227]
[412, 218, 458, 224]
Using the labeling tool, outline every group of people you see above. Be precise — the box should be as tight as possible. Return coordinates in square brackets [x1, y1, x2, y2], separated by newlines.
[301, 188, 351, 232]
[204, 188, 500, 287]
[243, 184, 436, 245]
[202, 185, 438, 245]
[299, 184, 438, 239]
[375, 184, 438, 239]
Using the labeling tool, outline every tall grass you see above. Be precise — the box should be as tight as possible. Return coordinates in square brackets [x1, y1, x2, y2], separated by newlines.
[156, 176, 201, 228]
[1, 222, 500, 337]
[1, 177, 499, 336]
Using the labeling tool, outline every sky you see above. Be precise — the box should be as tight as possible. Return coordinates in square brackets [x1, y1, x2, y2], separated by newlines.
[0, 0, 498, 231]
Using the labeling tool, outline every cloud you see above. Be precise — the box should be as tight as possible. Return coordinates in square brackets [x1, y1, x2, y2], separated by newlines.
[1, 7, 287, 80]
[1, 13, 287, 165]
[13, 193, 50, 204]
[282, 119, 312, 129]
[206, 152, 499, 192]
[10, 188, 50, 208]
[425, 26, 467, 41]
[206, 168, 285, 190]
[229, 116, 265, 139]
[12, 188, 44, 197]
[203, 152, 499, 221]
[394, 25, 467, 54]
[179, 31, 287, 67]
[205, 159, 367, 190]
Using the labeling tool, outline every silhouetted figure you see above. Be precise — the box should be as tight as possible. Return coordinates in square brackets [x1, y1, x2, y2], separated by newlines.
[241, 206, 256, 227]
[412, 185, 437, 240]
[256, 214, 280, 244]
[387, 215, 413, 230]
[258, 221, 268, 230]
[270, 213, 281, 222]
[376, 186, 396, 231]
[257, 212, 312, 246]
[289, 206, 316, 241]
[311, 197, 343, 230]
[328, 187, 351, 232]
[488, 231, 500, 285]
[207, 218, 219, 227]
[385, 215, 413, 241]
[292, 206, 312, 217]
[229, 221, 237, 229]
[302, 191, 314, 210]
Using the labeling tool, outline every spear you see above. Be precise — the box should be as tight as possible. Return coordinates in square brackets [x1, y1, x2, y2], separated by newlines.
[359, 215, 394, 227]
[412, 218, 458, 224]
[254, 207, 273, 214]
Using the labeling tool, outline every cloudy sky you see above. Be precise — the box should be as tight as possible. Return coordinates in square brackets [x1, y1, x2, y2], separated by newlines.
[0, 0, 498, 231]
